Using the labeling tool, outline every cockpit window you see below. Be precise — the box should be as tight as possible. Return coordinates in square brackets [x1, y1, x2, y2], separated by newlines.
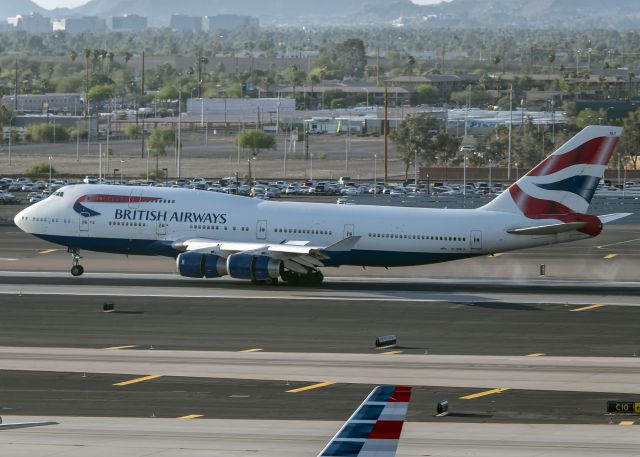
[54, 192, 64, 197]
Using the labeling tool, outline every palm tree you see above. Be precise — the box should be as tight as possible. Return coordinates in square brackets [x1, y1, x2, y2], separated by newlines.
[70, 50, 77, 63]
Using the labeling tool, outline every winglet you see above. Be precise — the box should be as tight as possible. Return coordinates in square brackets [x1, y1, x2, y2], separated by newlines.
[323, 235, 361, 252]
[317, 385, 412, 457]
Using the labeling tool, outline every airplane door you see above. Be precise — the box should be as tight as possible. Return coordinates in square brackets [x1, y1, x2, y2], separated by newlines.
[343, 224, 355, 238]
[470, 230, 482, 250]
[129, 188, 144, 209]
[79, 217, 90, 236]
[256, 220, 267, 240]
[156, 221, 167, 238]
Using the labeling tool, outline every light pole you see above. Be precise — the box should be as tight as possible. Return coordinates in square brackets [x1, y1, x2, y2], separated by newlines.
[162, 167, 168, 186]
[8, 116, 12, 166]
[374, 153, 377, 194]
[488, 159, 492, 189]
[113, 168, 118, 184]
[120, 160, 124, 183]
[48, 156, 52, 187]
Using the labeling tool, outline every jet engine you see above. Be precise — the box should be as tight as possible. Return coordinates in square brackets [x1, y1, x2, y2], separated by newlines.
[176, 252, 228, 278]
[226, 253, 283, 281]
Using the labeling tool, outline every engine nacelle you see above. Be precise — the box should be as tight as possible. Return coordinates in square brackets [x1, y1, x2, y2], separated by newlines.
[176, 252, 227, 278]
[226, 253, 283, 280]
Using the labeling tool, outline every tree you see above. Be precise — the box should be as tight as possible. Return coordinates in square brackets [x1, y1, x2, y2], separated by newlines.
[235, 130, 276, 158]
[414, 84, 439, 105]
[148, 128, 176, 177]
[26, 162, 57, 176]
[390, 115, 440, 181]
[124, 124, 142, 139]
[619, 110, 640, 170]
[333, 38, 366, 79]
[87, 84, 114, 104]
[575, 108, 606, 129]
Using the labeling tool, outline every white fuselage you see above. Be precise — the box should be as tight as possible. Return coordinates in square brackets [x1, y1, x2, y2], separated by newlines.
[15, 184, 591, 267]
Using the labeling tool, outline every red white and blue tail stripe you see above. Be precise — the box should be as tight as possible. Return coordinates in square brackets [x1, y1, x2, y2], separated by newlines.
[317, 385, 412, 457]
[482, 126, 623, 235]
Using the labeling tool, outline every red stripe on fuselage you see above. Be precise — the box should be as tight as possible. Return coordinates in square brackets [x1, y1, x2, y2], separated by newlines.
[527, 136, 618, 177]
[76, 194, 161, 204]
[368, 420, 405, 439]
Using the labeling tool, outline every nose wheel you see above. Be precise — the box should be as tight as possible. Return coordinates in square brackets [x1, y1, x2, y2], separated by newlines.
[68, 248, 84, 276]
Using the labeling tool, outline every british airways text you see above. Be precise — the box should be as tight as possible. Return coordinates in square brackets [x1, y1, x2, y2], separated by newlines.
[114, 209, 227, 224]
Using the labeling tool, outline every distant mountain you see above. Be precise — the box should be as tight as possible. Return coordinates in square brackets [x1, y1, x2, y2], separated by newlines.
[418, 0, 640, 28]
[69, 0, 398, 25]
[0, 0, 45, 17]
[3, 0, 640, 28]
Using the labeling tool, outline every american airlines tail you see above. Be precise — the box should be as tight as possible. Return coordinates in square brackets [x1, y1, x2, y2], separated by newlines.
[481, 125, 628, 236]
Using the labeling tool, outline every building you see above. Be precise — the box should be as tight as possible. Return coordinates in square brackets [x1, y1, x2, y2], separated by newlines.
[170, 14, 202, 32]
[8, 12, 51, 33]
[385, 74, 481, 100]
[204, 14, 258, 32]
[2, 93, 83, 115]
[55, 16, 106, 34]
[108, 14, 147, 31]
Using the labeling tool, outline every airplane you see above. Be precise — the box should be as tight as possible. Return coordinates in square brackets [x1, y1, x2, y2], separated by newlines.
[14, 125, 630, 286]
[317, 385, 412, 457]
[0, 416, 58, 430]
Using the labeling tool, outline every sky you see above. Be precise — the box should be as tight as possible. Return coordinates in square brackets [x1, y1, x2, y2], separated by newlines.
[32, 0, 89, 9]
[32, 0, 446, 9]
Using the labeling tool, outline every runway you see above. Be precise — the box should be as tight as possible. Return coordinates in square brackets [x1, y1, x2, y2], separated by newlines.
[2, 418, 639, 457]
[1, 224, 639, 455]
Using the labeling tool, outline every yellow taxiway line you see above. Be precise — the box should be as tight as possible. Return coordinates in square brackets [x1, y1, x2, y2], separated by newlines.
[239, 348, 263, 353]
[603, 254, 618, 260]
[113, 374, 163, 387]
[570, 304, 606, 312]
[527, 353, 545, 357]
[460, 388, 509, 400]
[286, 381, 336, 393]
[38, 249, 59, 255]
[104, 345, 138, 350]
[380, 350, 403, 355]
[619, 420, 635, 426]
[178, 414, 203, 420]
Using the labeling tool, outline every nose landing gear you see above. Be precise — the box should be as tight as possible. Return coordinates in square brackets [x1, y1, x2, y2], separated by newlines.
[68, 248, 84, 276]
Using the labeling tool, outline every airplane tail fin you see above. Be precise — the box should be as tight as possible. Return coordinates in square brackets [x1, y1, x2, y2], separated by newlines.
[317, 385, 412, 457]
[481, 125, 622, 217]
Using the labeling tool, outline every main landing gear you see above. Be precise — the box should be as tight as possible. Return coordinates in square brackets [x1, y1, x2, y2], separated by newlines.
[281, 269, 324, 287]
[68, 248, 84, 277]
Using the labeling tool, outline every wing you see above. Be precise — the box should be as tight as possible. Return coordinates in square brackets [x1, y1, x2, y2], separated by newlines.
[172, 236, 361, 273]
[317, 385, 412, 457]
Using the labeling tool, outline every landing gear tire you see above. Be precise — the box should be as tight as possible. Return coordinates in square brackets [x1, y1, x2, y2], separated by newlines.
[68, 248, 84, 277]
[282, 270, 323, 287]
[251, 277, 279, 286]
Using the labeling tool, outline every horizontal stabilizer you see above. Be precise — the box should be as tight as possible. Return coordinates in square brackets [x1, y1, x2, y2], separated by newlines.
[0, 418, 58, 430]
[507, 221, 586, 235]
[598, 213, 633, 224]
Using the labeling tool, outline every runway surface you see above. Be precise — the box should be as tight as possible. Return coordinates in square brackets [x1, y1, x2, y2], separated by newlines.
[2, 417, 639, 457]
[1, 224, 639, 455]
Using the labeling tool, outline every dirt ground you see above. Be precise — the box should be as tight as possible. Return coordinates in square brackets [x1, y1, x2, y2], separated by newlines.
[0, 132, 412, 182]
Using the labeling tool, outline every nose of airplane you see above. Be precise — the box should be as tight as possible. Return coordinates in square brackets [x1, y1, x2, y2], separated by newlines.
[14, 206, 30, 232]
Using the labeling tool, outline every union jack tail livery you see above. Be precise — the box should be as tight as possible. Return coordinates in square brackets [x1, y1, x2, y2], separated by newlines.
[317, 385, 412, 457]
[482, 126, 627, 236]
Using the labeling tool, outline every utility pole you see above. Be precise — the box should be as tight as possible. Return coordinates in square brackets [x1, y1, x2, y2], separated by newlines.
[14, 56, 18, 111]
[141, 51, 145, 159]
[384, 87, 388, 182]
[508, 84, 513, 181]
[177, 89, 182, 179]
